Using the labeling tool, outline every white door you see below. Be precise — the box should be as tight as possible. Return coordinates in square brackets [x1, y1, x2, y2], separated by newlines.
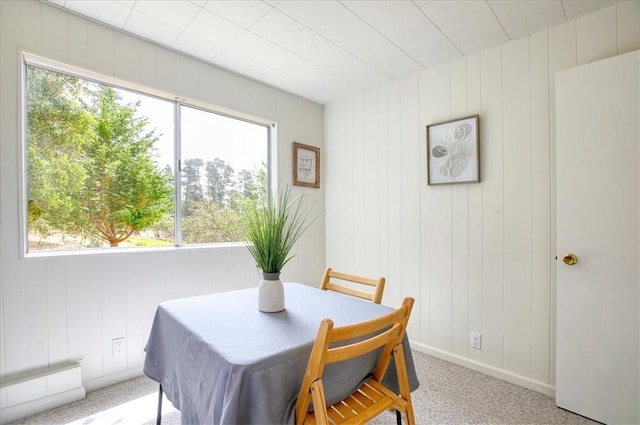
[556, 50, 639, 425]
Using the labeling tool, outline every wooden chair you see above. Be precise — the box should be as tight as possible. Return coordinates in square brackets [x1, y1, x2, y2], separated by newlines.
[295, 297, 416, 425]
[320, 267, 386, 304]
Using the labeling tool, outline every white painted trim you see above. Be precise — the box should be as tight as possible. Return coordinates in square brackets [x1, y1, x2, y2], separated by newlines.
[82, 366, 144, 393]
[410, 341, 556, 397]
[0, 387, 86, 425]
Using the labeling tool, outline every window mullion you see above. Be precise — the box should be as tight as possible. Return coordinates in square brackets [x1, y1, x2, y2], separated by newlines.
[174, 102, 182, 247]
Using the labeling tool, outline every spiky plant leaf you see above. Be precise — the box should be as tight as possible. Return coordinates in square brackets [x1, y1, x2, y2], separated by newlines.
[242, 186, 309, 273]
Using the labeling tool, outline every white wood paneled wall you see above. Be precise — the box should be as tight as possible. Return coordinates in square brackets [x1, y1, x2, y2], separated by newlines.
[325, 1, 640, 392]
[0, 0, 325, 393]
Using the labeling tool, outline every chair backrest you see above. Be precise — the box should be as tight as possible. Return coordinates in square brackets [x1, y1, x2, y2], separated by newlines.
[320, 267, 386, 304]
[295, 297, 415, 425]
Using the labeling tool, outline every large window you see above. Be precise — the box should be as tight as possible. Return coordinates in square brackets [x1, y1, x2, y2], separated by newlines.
[23, 56, 270, 253]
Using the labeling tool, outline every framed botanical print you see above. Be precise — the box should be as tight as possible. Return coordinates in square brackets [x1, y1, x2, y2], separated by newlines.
[427, 115, 480, 185]
[293, 142, 320, 188]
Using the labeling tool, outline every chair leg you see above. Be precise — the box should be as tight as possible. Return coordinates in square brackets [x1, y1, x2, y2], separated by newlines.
[156, 384, 163, 425]
[396, 409, 402, 425]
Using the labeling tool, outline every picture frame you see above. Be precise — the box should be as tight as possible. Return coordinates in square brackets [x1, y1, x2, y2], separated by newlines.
[426, 115, 480, 185]
[292, 142, 320, 188]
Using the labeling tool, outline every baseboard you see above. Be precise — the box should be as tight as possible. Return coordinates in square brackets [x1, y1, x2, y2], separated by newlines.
[83, 366, 144, 393]
[0, 362, 85, 425]
[0, 387, 85, 425]
[410, 341, 556, 397]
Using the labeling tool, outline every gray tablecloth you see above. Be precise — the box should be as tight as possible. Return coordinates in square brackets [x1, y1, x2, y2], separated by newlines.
[143, 282, 419, 425]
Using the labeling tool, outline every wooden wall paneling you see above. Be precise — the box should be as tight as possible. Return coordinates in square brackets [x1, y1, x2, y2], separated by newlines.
[240, 248, 256, 290]
[400, 74, 421, 336]
[352, 94, 366, 273]
[138, 41, 157, 89]
[174, 54, 200, 103]
[21, 0, 41, 53]
[24, 260, 48, 371]
[480, 45, 505, 368]
[156, 252, 181, 300]
[529, 31, 552, 384]
[324, 101, 346, 269]
[46, 260, 68, 365]
[323, 103, 338, 268]
[376, 87, 390, 304]
[100, 256, 127, 375]
[449, 58, 471, 356]
[66, 257, 103, 380]
[86, 24, 114, 76]
[617, 1, 640, 55]
[113, 31, 142, 85]
[41, 5, 68, 62]
[1, 1, 25, 378]
[2, 263, 27, 376]
[341, 97, 356, 271]
[67, 13, 89, 68]
[466, 52, 484, 363]
[427, 64, 453, 351]
[155, 49, 182, 99]
[576, 5, 617, 66]
[193, 249, 214, 295]
[363, 90, 380, 276]
[124, 256, 145, 368]
[418, 70, 431, 343]
[548, 19, 577, 385]
[502, 37, 533, 377]
[386, 82, 403, 310]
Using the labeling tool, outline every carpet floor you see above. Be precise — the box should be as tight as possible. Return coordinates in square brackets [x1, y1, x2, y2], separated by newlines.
[11, 351, 598, 424]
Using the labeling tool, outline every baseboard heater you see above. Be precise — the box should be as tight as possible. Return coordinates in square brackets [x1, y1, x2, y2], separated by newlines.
[0, 361, 86, 424]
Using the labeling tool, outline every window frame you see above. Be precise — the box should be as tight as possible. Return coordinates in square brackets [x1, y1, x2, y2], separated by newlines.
[20, 52, 275, 257]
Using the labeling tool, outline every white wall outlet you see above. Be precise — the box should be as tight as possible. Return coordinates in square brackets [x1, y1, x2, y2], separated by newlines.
[112, 337, 125, 357]
[470, 332, 482, 349]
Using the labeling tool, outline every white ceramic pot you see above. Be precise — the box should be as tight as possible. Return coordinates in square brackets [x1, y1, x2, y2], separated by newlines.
[258, 272, 285, 312]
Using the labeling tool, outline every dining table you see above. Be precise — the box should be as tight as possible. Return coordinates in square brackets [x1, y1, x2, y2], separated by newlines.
[143, 281, 419, 424]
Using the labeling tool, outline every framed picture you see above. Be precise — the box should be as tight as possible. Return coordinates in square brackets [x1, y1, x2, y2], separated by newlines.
[293, 142, 320, 188]
[426, 115, 480, 185]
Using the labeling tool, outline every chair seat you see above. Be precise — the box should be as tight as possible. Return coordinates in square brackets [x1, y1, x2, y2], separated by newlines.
[302, 379, 405, 425]
[295, 298, 415, 425]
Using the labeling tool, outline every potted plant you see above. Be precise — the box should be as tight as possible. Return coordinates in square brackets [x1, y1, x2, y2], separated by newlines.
[242, 185, 309, 312]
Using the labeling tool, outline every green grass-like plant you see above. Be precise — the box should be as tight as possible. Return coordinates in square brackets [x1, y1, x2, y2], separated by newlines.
[243, 186, 309, 274]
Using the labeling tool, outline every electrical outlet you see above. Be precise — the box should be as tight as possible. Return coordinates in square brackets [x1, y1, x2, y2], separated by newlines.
[470, 332, 481, 350]
[112, 337, 125, 357]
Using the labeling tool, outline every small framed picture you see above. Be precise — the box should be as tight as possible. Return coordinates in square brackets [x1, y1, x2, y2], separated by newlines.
[293, 142, 320, 188]
[427, 115, 480, 185]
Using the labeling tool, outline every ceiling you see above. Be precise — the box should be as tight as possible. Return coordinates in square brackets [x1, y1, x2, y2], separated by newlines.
[45, 0, 618, 105]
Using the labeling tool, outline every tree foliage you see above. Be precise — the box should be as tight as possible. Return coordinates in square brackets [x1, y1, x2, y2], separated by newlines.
[26, 65, 268, 250]
[26, 66, 173, 248]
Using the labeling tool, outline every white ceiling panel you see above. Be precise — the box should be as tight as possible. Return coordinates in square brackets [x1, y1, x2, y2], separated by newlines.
[421, 0, 508, 55]
[343, 1, 449, 47]
[184, 9, 246, 47]
[275, 1, 420, 79]
[133, 0, 200, 29]
[562, 0, 618, 19]
[490, 0, 566, 39]
[225, 32, 284, 63]
[46, 0, 623, 104]
[64, 0, 132, 28]
[124, 10, 182, 46]
[172, 32, 224, 62]
[366, 48, 423, 80]
[204, 0, 272, 29]
[210, 49, 261, 75]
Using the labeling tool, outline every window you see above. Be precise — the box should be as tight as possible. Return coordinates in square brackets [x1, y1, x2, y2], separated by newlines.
[23, 56, 270, 253]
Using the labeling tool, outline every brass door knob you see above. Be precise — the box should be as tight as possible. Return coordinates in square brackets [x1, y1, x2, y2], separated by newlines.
[562, 253, 578, 265]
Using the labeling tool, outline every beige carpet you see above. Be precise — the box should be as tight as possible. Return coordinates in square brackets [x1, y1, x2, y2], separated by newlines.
[11, 351, 597, 425]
